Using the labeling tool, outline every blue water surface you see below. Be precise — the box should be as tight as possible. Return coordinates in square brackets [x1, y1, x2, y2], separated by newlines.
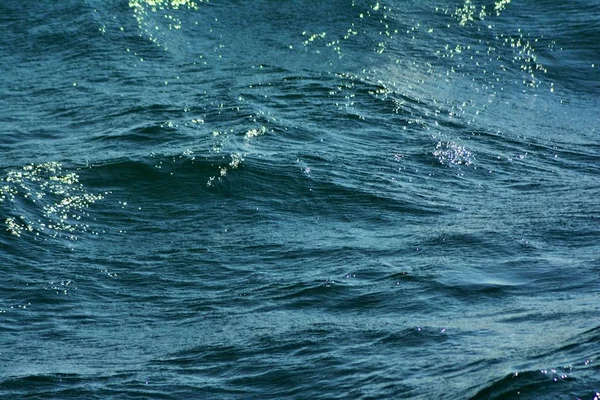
[1, 1, 599, 398]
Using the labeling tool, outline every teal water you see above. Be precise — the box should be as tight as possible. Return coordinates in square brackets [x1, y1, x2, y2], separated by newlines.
[1, 1, 599, 398]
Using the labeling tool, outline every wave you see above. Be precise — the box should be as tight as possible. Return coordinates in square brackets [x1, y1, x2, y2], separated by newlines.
[469, 326, 600, 399]
[2, 1, 599, 399]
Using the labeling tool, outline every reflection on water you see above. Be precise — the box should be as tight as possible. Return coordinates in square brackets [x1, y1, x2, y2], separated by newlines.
[1, 162, 104, 239]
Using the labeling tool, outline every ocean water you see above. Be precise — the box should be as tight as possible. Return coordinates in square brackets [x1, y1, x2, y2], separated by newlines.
[1, 0, 599, 398]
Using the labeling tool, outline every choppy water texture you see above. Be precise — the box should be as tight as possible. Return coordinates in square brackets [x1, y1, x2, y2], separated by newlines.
[1, 0, 599, 398]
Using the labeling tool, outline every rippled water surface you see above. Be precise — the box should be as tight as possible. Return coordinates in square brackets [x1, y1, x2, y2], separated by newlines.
[1, 0, 599, 398]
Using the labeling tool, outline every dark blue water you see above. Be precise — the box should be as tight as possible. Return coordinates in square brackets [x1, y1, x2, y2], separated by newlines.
[1, 0, 599, 398]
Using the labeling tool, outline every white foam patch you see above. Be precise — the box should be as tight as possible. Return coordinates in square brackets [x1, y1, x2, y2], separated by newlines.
[433, 141, 474, 167]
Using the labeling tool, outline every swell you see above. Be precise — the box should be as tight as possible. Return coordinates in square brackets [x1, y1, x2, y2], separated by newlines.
[0, 373, 173, 400]
[468, 327, 600, 399]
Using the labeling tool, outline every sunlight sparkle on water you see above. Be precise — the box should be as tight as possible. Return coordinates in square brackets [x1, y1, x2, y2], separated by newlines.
[0, 163, 104, 239]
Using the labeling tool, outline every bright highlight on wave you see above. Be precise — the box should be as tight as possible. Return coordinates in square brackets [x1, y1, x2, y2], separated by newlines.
[453, 0, 512, 26]
[128, 0, 208, 49]
[433, 141, 474, 167]
[0, 162, 104, 239]
[449, 0, 549, 87]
